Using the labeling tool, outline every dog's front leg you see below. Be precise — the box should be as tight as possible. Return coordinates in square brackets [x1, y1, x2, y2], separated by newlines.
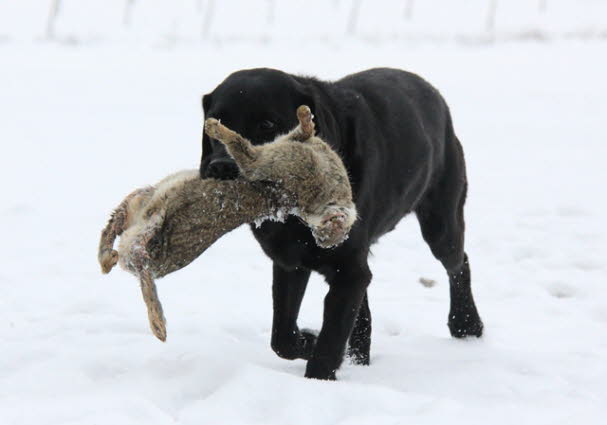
[305, 261, 372, 380]
[270, 263, 316, 360]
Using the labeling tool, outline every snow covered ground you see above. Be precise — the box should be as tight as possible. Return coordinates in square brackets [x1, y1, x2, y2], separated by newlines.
[1, 29, 606, 425]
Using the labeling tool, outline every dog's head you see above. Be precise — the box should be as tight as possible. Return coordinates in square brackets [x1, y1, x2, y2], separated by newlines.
[199, 68, 332, 179]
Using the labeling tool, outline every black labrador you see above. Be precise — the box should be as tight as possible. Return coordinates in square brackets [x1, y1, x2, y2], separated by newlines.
[200, 68, 483, 380]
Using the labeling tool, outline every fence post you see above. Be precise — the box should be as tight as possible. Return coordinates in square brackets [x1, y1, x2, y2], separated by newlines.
[123, 0, 135, 28]
[347, 0, 362, 36]
[486, 0, 498, 33]
[267, 0, 275, 25]
[404, 0, 414, 20]
[45, 0, 61, 40]
[202, 0, 216, 40]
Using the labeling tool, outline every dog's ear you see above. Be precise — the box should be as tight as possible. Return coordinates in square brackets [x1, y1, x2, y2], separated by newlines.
[200, 94, 214, 175]
[202, 93, 212, 112]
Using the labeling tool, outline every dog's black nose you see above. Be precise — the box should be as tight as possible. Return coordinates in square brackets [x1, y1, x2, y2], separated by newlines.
[205, 158, 239, 180]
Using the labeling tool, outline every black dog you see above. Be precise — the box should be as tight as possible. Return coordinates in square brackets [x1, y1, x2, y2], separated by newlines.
[200, 68, 483, 380]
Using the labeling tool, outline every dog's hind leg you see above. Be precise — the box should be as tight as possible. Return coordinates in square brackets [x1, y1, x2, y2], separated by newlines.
[347, 292, 371, 365]
[415, 134, 483, 338]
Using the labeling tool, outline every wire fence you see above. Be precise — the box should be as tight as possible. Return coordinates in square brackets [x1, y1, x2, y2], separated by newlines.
[2, 0, 606, 45]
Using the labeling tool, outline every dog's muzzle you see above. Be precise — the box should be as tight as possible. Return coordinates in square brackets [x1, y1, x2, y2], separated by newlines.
[205, 157, 239, 180]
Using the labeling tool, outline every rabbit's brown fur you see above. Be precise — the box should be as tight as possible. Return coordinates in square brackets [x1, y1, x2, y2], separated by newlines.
[204, 105, 356, 244]
[98, 106, 355, 341]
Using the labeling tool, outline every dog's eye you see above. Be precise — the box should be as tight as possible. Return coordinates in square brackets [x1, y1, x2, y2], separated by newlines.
[259, 120, 275, 131]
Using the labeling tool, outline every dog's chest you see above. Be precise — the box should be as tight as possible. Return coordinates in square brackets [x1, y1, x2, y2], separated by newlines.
[250, 218, 325, 269]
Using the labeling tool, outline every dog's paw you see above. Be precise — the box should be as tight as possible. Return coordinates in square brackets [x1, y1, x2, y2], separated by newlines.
[305, 358, 337, 381]
[272, 329, 317, 361]
[347, 337, 370, 366]
[299, 329, 318, 360]
[347, 348, 370, 366]
[448, 311, 484, 338]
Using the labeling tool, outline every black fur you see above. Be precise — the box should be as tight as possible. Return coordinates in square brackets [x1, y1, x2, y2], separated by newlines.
[200, 68, 483, 380]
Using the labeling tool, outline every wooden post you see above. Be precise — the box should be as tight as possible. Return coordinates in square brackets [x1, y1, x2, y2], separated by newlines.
[404, 0, 414, 20]
[486, 0, 498, 32]
[347, 0, 362, 36]
[123, 0, 135, 28]
[202, 0, 215, 40]
[45, 0, 61, 40]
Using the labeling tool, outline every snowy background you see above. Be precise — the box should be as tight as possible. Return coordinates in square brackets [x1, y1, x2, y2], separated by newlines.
[1, 1, 606, 424]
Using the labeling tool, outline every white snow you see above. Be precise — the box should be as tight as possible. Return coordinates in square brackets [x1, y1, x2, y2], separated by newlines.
[1, 2, 607, 425]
